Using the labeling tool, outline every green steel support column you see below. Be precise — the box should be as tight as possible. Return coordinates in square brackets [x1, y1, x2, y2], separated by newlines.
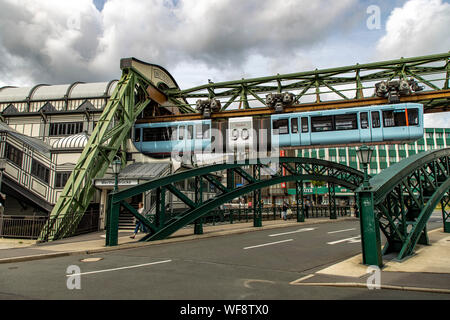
[359, 191, 383, 267]
[253, 165, 262, 227]
[296, 180, 305, 222]
[155, 187, 166, 228]
[106, 193, 119, 247]
[442, 193, 450, 233]
[329, 182, 337, 219]
[227, 169, 234, 189]
[194, 176, 203, 235]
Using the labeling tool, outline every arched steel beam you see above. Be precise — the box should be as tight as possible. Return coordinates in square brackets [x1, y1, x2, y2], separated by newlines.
[111, 157, 364, 203]
[143, 173, 358, 241]
[398, 176, 450, 259]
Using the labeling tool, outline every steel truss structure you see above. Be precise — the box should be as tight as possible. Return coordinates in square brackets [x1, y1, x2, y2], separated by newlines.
[357, 148, 450, 267]
[105, 157, 365, 246]
[39, 66, 155, 241]
[146, 52, 450, 122]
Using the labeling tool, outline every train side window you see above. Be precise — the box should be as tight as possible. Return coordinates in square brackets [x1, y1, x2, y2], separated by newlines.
[202, 124, 210, 139]
[383, 110, 406, 127]
[360, 112, 369, 129]
[301, 117, 309, 133]
[188, 125, 194, 139]
[408, 108, 419, 125]
[291, 118, 298, 133]
[196, 124, 203, 139]
[134, 128, 141, 142]
[273, 119, 289, 135]
[335, 113, 357, 130]
[179, 126, 185, 140]
[371, 111, 380, 128]
[311, 116, 333, 132]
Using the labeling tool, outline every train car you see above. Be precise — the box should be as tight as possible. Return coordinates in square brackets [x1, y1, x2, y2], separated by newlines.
[133, 119, 211, 158]
[133, 103, 423, 158]
[270, 103, 423, 148]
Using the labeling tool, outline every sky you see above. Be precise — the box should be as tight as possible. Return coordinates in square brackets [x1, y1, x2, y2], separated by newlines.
[0, 0, 449, 127]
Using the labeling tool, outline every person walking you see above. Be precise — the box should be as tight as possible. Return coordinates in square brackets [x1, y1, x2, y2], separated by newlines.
[282, 202, 288, 221]
[305, 199, 311, 218]
[130, 202, 145, 239]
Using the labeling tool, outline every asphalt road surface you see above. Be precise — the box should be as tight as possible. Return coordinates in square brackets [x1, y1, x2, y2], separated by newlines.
[0, 214, 448, 301]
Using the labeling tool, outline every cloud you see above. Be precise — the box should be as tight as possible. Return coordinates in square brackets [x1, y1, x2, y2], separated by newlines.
[0, 0, 357, 88]
[376, 0, 450, 59]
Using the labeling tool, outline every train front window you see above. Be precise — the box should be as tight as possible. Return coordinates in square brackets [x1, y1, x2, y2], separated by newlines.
[383, 110, 406, 127]
[408, 108, 419, 125]
[273, 119, 289, 135]
[372, 111, 380, 128]
[335, 114, 357, 130]
[301, 118, 309, 133]
[291, 118, 298, 133]
[360, 112, 369, 129]
[134, 128, 141, 142]
[311, 116, 333, 132]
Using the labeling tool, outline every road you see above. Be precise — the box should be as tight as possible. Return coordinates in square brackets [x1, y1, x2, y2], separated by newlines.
[0, 214, 448, 301]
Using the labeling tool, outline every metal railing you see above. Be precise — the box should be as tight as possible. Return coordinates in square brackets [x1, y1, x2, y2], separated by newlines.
[184, 205, 353, 227]
[0, 210, 100, 240]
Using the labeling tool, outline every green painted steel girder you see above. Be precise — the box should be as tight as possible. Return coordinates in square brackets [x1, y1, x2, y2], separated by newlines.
[163, 52, 450, 112]
[356, 148, 450, 263]
[106, 157, 364, 245]
[39, 68, 153, 242]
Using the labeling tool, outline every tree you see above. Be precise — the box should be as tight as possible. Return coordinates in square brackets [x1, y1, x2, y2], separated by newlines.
[310, 180, 325, 204]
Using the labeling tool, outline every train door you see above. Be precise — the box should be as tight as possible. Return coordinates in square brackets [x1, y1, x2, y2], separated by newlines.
[186, 124, 194, 155]
[290, 117, 300, 146]
[177, 125, 186, 156]
[194, 123, 203, 153]
[370, 110, 383, 142]
[300, 117, 311, 145]
[359, 111, 371, 142]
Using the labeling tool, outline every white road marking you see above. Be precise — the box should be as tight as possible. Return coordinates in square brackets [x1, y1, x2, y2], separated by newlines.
[327, 236, 361, 245]
[269, 228, 316, 237]
[243, 239, 293, 250]
[66, 259, 172, 277]
[327, 228, 356, 234]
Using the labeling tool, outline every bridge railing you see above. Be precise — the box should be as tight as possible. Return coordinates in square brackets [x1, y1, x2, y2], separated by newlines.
[183, 205, 352, 227]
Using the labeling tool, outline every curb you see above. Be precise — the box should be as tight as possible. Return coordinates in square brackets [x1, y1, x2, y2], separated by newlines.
[290, 281, 450, 294]
[0, 217, 357, 264]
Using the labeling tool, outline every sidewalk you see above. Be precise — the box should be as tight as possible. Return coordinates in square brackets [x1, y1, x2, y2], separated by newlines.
[0, 216, 355, 263]
[290, 228, 450, 294]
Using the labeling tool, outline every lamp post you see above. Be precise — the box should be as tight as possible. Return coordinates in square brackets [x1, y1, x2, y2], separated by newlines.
[356, 144, 373, 190]
[356, 144, 382, 267]
[112, 158, 121, 192]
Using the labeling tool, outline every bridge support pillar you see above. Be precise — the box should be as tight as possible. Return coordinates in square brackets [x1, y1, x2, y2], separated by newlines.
[194, 176, 203, 235]
[358, 191, 383, 267]
[442, 193, 450, 233]
[253, 165, 262, 227]
[329, 183, 337, 219]
[296, 180, 305, 222]
[106, 193, 119, 246]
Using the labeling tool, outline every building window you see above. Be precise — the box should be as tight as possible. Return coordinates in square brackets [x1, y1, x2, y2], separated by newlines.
[55, 172, 71, 188]
[5, 143, 23, 168]
[435, 133, 443, 138]
[31, 160, 50, 184]
[49, 122, 83, 136]
[379, 156, 386, 162]
[339, 156, 346, 162]
[425, 132, 433, 138]
[398, 145, 405, 150]
[389, 156, 396, 163]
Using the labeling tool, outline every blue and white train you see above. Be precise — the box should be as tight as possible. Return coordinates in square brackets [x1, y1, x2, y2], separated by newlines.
[132, 103, 423, 157]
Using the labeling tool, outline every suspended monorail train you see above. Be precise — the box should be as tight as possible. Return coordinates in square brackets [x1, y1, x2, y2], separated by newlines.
[132, 103, 424, 157]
